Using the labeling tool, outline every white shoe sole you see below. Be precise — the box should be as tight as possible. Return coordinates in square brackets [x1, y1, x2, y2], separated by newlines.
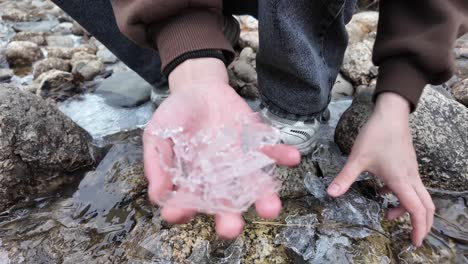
[293, 137, 318, 156]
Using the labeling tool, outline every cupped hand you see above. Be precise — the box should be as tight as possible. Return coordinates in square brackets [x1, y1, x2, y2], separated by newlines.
[143, 58, 301, 239]
[327, 92, 435, 247]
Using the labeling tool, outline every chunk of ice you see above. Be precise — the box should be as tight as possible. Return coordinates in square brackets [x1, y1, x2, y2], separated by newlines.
[151, 114, 280, 214]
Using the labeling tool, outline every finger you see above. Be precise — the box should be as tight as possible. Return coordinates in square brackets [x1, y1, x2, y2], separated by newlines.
[390, 183, 427, 247]
[327, 158, 364, 197]
[143, 133, 175, 204]
[215, 213, 245, 240]
[261, 144, 301, 167]
[387, 205, 407, 220]
[161, 206, 196, 224]
[414, 183, 435, 234]
[255, 193, 282, 220]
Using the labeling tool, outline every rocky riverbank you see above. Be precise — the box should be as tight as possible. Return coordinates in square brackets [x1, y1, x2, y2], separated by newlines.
[0, 1, 467, 263]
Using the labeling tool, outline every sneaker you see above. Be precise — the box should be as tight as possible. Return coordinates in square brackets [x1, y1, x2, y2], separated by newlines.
[151, 15, 241, 106]
[260, 108, 320, 155]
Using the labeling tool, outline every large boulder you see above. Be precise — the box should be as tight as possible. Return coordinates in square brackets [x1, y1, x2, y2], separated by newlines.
[0, 84, 93, 211]
[334, 88, 468, 191]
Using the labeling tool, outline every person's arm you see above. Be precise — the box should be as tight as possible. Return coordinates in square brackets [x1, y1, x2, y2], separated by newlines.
[110, 0, 235, 76]
[328, 0, 468, 247]
[373, 0, 468, 109]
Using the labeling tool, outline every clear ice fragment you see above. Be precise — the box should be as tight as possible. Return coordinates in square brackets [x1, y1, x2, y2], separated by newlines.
[150, 114, 280, 214]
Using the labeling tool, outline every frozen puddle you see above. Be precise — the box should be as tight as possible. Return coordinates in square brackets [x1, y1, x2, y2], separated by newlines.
[58, 93, 153, 139]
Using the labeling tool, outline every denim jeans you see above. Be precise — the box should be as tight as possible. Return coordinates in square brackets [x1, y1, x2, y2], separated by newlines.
[52, 0, 355, 119]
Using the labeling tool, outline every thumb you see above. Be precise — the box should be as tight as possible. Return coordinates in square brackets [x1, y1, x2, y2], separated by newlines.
[327, 158, 364, 197]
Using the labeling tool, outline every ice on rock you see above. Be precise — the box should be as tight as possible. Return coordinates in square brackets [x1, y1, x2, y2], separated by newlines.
[275, 214, 352, 264]
[151, 114, 280, 214]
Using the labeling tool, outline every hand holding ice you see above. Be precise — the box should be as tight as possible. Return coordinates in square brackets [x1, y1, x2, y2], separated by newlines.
[151, 114, 281, 214]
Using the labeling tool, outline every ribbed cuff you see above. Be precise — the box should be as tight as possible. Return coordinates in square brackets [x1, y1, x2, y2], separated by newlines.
[154, 8, 235, 73]
[163, 49, 227, 77]
[373, 58, 429, 112]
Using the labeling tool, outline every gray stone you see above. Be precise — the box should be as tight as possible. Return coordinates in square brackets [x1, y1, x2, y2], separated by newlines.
[12, 20, 59, 33]
[231, 60, 257, 83]
[334, 88, 468, 191]
[97, 48, 118, 64]
[332, 73, 354, 99]
[451, 79, 468, 107]
[73, 43, 98, 55]
[0, 68, 13, 82]
[51, 22, 74, 35]
[11, 31, 46, 46]
[1, 8, 32, 22]
[71, 59, 105, 81]
[346, 12, 379, 46]
[0, 84, 93, 211]
[95, 71, 152, 107]
[239, 47, 256, 65]
[5, 41, 43, 66]
[45, 47, 74, 59]
[45, 35, 75, 48]
[239, 31, 259, 51]
[341, 40, 378, 86]
[36, 70, 79, 101]
[33, 58, 71, 79]
[455, 58, 468, 79]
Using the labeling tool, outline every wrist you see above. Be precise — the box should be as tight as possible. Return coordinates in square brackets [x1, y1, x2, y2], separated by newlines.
[374, 92, 411, 117]
[168, 57, 228, 93]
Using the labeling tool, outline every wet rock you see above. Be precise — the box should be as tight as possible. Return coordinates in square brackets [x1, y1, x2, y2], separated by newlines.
[58, 93, 153, 139]
[33, 58, 71, 79]
[36, 70, 80, 101]
[0, 68, 14, 82]
[276, 174, 390, 264]
[335, 88, 468, 191]
[95, 71, 152, 107]
[341, 40, 378, 86]
[5, 41, 43, 66]
[45, 35, 75, 48]
[12, 20, 59, 33]
[11, 31, 46, 46]
[0, 84, 93, 211]
[46, 47, 73, 59]
[451, 79, 468, 107]
[72, 143, 146, 224]
[332, 73, 354, 99]
[277, 155, 318, 199]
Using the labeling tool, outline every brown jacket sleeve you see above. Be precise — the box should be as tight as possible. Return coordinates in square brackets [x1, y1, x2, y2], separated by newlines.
[110, 0, 234, 73]
[373, 0, 468, 110]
